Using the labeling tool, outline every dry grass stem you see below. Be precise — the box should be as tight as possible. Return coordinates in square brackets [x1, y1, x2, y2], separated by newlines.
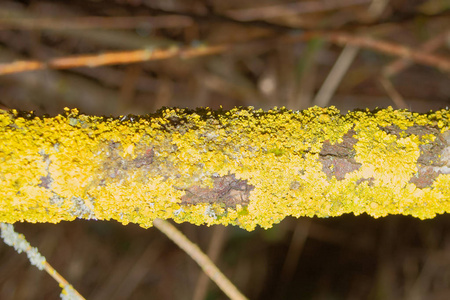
[379, 76, 408, 109]
[313, 44, 360, 107]
[192, 225, 228, 300]
[152, 219, 247, 300]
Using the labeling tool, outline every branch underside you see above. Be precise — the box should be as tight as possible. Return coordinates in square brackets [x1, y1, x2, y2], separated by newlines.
[1, 106, 450, 231]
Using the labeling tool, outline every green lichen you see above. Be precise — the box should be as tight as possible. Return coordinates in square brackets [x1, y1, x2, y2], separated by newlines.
[1, 106, 450, 231]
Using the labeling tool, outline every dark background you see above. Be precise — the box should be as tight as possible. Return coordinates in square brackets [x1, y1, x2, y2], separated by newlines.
[0, 0, 449, 299]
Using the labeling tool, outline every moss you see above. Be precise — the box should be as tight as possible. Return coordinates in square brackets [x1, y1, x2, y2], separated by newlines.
[1, 106, 450, 231]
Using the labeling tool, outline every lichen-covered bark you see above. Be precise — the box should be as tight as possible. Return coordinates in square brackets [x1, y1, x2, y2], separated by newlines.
[1, 106, 450, 231]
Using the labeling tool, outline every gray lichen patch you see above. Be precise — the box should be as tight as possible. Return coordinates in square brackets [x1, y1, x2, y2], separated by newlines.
[38, 150, 53, 190]
[179, 174, 254, 208]
[49, 193, 64, 207]
[69, 196, 96, 219]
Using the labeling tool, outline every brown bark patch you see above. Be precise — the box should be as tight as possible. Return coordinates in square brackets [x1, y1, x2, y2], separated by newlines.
[409, 166, 441, 188]
[380, 125, 450, 188]
[101, 141, 155, 182]
[180, 174, 254, 208]
[319, 130, 361, 180]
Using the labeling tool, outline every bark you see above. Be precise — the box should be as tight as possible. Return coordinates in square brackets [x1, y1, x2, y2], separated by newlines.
[1, 106, 450, 231]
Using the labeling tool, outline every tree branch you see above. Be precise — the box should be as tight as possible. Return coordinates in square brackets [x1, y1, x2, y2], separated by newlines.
[1, 106, 450, 231]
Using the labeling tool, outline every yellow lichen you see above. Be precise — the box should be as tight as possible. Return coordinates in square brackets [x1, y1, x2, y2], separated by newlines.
[1, 106, 450, 231]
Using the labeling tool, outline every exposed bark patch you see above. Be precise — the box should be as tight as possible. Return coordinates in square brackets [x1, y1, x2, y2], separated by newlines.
[409, 166, 441, 188]
[102, 142, 128, 180]
[101, 141, 155, 182]
[380, 125, 450, 188]
[180, 174, 254, 208]
[380, 125, 444, 165]
[416, 128, 447, 166]
[356, 177, 375, 186]
[319, 130, 361, 180]
[39, 174, 53, 189]
[38, 152, 53, 189]
[132, 148, 154, 167]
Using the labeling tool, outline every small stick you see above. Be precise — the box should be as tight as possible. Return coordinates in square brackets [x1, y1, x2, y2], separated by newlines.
[0, 223, 85, 300]
[152, 219, 248, 300]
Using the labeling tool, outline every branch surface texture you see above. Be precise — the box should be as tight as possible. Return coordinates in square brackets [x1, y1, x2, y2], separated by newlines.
[1, 106, 450, 231]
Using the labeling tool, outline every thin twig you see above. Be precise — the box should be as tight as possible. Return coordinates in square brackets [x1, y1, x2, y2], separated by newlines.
[379, 76, 408, 109]
[152, 219, 247, 300]
[0, 223, 85, 300]
[192, 225, 228, 300]
[322, 31, 450, 73]
[312, 0, 389, 107]
[379, 29, 449, 108]
[275, 219, 311, 298]
[225, 0, 370, 21]
[0, 30, 448, 76]
[0, 44, 228, 75]
[312, 44, 359, 107]
[383, 29, 450, 77]
[0, 15, 193, 30]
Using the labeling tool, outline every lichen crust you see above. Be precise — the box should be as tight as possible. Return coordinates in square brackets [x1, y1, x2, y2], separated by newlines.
[1, 106, 450, 231]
